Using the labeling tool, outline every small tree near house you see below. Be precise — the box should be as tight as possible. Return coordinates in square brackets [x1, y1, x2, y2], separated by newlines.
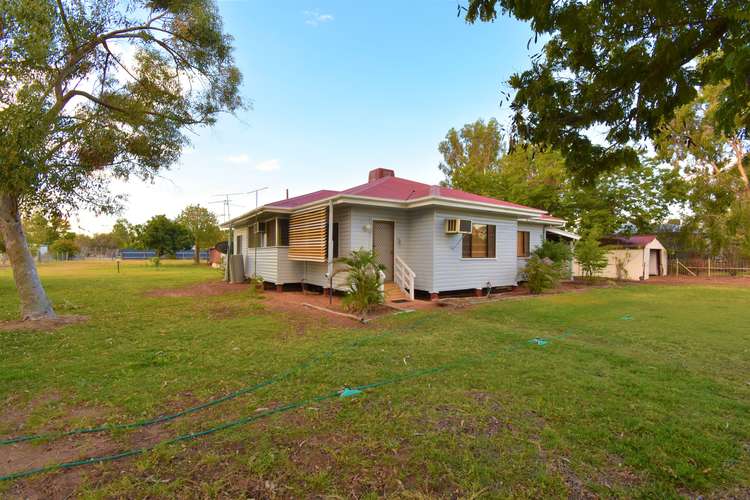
[575, 234, 609, 280]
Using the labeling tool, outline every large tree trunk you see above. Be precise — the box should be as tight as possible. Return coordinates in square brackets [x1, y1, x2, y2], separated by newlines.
[730, 139, 749, 192]
[194, 240, 200, 264]
[0, 194, 56, 320]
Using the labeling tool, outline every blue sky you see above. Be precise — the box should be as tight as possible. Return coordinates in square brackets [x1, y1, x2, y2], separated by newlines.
[76, 1, 539, 233]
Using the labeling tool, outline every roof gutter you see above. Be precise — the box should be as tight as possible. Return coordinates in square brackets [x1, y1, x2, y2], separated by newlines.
[220, 206, 293, 229]
[519, 217, 566, 227]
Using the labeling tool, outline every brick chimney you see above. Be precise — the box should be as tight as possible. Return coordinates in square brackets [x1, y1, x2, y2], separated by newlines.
[368, 168, 395, 182]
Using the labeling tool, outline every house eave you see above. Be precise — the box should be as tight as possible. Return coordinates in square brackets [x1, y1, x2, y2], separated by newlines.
[519, 217, 566, 227]
[220, 206, 293, 228]
[404, 196, 547, 217]
[223, 193, 559, 228]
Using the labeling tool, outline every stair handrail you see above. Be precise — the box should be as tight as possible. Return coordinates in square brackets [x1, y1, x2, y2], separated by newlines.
[394, 255, 415, 300]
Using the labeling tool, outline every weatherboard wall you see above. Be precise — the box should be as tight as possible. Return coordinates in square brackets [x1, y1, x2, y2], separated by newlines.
[516, 222, 545, 279]
[347, 205, 435, 292]
[432, 209, 518, 292]
[404, 208, 435, 293]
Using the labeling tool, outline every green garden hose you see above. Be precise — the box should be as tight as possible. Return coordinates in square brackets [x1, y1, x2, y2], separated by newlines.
[1, 315, 433, 447]
[0, 365, 449, 482]
[0, 324, 571, 481]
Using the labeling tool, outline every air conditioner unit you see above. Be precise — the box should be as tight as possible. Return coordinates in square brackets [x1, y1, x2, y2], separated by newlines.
[445, 218, 472, 234]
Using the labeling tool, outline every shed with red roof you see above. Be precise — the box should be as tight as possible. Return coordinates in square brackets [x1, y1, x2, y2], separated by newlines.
[574, 234, 668, 280]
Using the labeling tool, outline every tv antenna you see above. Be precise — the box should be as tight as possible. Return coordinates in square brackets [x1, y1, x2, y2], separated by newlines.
[209, 187, 268, 224]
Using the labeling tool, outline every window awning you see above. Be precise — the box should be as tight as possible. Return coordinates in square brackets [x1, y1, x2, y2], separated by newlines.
[546, 227, 580, 240]
[288, 205, 329, 262]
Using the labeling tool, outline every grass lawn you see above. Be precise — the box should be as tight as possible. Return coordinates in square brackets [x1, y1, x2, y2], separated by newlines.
[1, 260, 749, 497]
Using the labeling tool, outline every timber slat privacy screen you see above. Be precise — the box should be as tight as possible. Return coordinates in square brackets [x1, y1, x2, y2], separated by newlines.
[288, 206, 328, 262]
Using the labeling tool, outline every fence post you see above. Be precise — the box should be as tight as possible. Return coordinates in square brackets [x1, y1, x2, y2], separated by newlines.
[676, 258, 679, 277]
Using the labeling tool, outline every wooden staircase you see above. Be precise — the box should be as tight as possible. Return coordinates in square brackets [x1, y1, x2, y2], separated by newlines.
[384, 282, 411, 303]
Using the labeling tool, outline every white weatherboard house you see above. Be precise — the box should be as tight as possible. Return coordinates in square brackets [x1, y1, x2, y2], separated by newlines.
[222, 169, 577, 300]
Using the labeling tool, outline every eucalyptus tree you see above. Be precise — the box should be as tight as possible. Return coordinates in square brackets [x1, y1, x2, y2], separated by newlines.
[656, 84, 750, 255]
[0, 0, 243, 320]
[463, 0, 749, 178]
[438, 119, 683, 235]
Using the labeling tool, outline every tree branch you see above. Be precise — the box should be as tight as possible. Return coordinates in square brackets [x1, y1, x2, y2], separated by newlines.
[55, 0, 76, 44]
[63, 89, 202, 125]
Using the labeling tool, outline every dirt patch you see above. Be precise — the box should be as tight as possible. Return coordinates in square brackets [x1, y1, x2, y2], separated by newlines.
[204, 303, 246, 320]
[145, 280, 249, 298]
[0, 315, 88, 333]
[0, 393, 64, 436]
[547, 453, 644, 497]
[547, 456, 598, 499]
[257, 290, 386, 330]
[1, 405, 182, 498]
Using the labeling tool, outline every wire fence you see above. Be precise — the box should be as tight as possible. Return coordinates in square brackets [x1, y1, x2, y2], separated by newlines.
[119, 250, 208, 260]
[0, 249, 210, 265]
[671, 256, 750, 277]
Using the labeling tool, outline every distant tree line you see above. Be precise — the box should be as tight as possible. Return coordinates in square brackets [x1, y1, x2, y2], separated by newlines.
[0, 205, 224, 263]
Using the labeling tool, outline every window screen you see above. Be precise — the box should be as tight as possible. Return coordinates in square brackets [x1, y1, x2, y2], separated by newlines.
[266, 219, 277, 247]
[278, 219, 290, 246]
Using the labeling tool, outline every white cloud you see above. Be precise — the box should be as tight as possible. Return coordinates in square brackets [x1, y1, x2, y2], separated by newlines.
[255, 159, 280, 172]
[304, 10, 334, 26]
[224, 153, 250, 164]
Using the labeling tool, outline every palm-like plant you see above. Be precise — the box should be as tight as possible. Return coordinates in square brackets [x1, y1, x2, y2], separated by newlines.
[340, 249, 385, 318]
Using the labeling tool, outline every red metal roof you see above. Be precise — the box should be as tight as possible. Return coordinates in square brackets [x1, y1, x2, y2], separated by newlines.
[339, 175, 541, 211]
[601, 234, 657, 248]
[262, 174, 555, 216]
[265, 189, 339, 208]
[539, 214, 565, 222]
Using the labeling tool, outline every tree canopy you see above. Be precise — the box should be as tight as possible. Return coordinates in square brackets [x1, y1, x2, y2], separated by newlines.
[1, 0, 242, 218]
[0, 0, 242, 319]
[177, 205, 221, 263]
[655, 85, 750, 256]
[438, 118, 683, 235]
[140, 215, 191, 257]
[464, 0, 750, 178]
[23, 212, 72, 247]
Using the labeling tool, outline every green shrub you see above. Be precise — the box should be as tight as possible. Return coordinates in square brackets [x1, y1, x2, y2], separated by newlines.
[50, 238, 79, 260]
[341, 249, 385, 318]
[524, 255, 561, 294]
[533, 240, 573, 264]
[574, 234, 608, 279]
[150, 256, 161, 267]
